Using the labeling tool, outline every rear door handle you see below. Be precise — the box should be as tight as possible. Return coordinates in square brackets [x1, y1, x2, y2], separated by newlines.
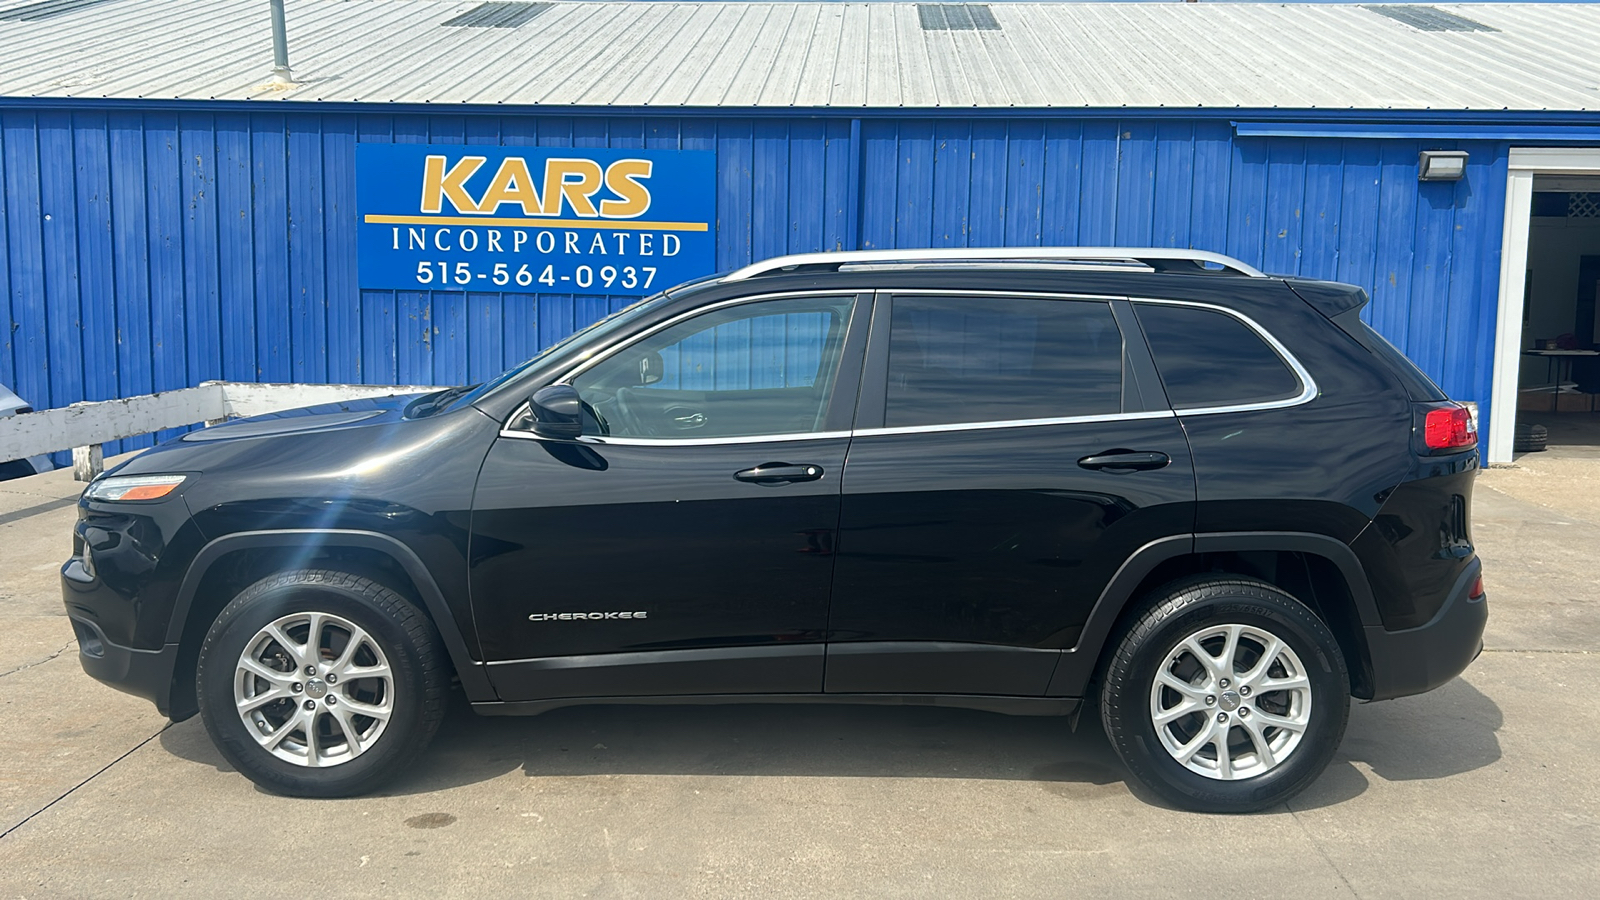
[1077, 450, 1171, 472]
[734, 463, 825, 485]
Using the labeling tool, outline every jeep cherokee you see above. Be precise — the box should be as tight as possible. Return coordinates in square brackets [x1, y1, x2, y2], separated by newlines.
[62, 248, 1486, 812]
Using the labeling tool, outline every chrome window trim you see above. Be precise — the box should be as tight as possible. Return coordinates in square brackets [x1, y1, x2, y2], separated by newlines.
[496, 429, 852, 447]
[553, 289, 861, 385]
[853, 410, 1176, 438]
[496, 287, 1317, 446]
[880, 289, 1124, 303]
[501, 289, 862, 440]
[866, 289, 1130, 434]
[1129, 297, 1320, 416]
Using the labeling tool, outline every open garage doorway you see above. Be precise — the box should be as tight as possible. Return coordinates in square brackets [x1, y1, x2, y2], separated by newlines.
[1492, 150, 1600, 462]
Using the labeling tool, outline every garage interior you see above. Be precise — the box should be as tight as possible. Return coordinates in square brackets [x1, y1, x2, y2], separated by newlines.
[1514, 178, 1600, 454]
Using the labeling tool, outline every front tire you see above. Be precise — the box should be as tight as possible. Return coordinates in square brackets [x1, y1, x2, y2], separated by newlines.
[195, 569, 449, 797]
[1099, 577, 1350, 813]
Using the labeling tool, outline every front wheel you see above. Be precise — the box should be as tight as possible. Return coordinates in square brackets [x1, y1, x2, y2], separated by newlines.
[1099, 577, 1350, 813]
[195, 569, 449, 797]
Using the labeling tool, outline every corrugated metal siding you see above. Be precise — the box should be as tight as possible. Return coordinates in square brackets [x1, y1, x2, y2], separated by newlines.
[0, 108, 1507, 455]
[4, 1, 1600, 112]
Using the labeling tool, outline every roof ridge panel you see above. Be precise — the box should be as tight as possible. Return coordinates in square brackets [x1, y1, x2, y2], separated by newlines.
[1266, 5, 1564, 110]
[1, 1, 1599, 111]
[829, 3, 871, 108]
[888, 3, 936, 107]
[920, 13, 975, 107]
[460, 4, 655, 106]
[967, 11, 1048, 108]
[422, 5, 602, 103]
[299, 1, 557, 102]
[754, 4, 822, 107]
[715, 3, 796, 107]
[1025, 6, 1155, 108]
[221, 0, 441, 100]
[526, 5, 689, 106]
[585, 3, 733, 107]
[442, 4, 614, 104]
[658, 3, 768, 108]
[0, 0, 196, 62]
[790, 5, 848, 108]
[0, 0, 257, 96]
[861, 3, 903, 109]
[983, 6, 1090, 108]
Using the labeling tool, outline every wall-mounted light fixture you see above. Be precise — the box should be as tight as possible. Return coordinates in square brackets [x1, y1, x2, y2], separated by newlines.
[1418, 150, 1469, 182]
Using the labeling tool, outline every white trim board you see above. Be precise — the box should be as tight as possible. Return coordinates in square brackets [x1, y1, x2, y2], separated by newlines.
[1490, 148, 1600, 464]
[0, 382, 434, 466]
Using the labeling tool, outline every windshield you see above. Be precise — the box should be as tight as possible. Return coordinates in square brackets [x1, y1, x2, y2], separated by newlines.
[452, 291, 674, 408]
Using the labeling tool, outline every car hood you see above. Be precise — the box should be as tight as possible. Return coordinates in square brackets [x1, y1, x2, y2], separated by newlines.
[179, 397, 419, 443]
[0, 382, 31, 416]
[101, 392, 442, 478]
[191, 392, 436, 443]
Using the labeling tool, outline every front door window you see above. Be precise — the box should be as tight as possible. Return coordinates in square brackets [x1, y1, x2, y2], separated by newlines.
[571, 295, 857, 440]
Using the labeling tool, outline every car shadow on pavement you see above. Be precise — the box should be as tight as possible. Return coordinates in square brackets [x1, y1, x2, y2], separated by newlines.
[157, 674, 1503, 811]
[402, 697, 1142, 800]
[1289, 675, 1505, 811]
[158, 693, 1137, 800]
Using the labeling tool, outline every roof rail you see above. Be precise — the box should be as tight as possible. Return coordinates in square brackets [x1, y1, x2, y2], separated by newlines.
[723, 247, 1267, 281]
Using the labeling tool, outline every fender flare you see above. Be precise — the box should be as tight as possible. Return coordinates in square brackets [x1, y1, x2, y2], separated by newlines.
[1046, 531, 1379, 696]
[168, 529, 495, 700]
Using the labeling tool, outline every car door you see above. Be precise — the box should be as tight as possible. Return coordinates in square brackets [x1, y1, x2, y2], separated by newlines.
[825, 291, 1197, 696]
[471, 292, 870, 703]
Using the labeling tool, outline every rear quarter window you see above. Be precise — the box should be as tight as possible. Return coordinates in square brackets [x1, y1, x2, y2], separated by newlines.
[1330, 309, 1448, 402]
[1134, 302, 1304, 410]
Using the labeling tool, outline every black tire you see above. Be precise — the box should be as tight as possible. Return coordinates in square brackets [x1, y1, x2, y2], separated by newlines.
[195, 569, 449, 797]
[1099, 576, 1350, 814]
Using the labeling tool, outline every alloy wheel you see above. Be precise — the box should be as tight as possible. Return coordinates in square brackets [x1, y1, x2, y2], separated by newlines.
[232, 611, 395, 767]
[1148, 623, 1313, 780]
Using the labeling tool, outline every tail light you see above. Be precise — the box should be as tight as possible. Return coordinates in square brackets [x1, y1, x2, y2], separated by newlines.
[1469, 575, 1485, 600]
[1422, 403, 1477, 452]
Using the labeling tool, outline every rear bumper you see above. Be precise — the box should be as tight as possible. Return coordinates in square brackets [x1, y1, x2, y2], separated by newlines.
[65, 610, 181, 719]
[1364, 558, 1487, 701]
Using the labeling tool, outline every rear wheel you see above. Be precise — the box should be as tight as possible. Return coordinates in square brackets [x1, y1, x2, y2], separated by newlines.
[195, 569, 449, 797]
[1100, 577, 1350, 813]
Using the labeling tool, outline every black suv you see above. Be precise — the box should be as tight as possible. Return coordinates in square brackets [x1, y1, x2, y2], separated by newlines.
[63, 248, 1486, 812]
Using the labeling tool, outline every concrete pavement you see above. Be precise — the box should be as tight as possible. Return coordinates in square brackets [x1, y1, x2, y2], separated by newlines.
[0, 454, 1595, 897]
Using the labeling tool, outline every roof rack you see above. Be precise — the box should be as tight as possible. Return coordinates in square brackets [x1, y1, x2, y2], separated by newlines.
[723, 247, 1267, 281]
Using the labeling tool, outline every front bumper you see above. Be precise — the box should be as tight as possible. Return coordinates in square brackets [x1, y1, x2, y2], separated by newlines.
[64, 554, 184, 719]
[1364, 558, 1487, 701]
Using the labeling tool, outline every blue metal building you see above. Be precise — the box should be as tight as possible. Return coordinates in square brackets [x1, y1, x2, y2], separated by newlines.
[4, 1, 1600, 462]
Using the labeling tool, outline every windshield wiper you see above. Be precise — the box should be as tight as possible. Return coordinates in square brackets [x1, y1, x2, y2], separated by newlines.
[403, 384, 477, 419]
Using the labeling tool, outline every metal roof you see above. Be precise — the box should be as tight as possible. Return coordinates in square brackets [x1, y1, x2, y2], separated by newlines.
[1, 0, 1598, 111]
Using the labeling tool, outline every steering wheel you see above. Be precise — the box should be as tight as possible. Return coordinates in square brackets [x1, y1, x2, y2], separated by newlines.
[611, 387, 659, 437]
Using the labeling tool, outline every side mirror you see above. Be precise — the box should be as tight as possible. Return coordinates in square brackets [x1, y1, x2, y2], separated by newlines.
[527, 385, 583, 439]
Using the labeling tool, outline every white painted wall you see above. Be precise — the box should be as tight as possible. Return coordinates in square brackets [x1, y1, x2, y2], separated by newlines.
[0, 382, 434, 467]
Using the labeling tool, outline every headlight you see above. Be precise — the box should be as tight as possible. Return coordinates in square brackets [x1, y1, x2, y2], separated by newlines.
[83, 474, 187, 502]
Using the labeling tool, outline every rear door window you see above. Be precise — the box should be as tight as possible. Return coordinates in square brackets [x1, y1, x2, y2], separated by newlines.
[885, 295, 1124, 427]
[1134, 302, 1304, 410]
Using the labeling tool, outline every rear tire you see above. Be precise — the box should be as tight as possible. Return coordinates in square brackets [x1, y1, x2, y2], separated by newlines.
[195, 569, 449, 797]
[1099, 576, 1350, 813]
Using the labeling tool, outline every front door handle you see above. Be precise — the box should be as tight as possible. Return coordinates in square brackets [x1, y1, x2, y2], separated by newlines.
[1077, 450, 1172, 473]
[734, 463, 825, 485]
